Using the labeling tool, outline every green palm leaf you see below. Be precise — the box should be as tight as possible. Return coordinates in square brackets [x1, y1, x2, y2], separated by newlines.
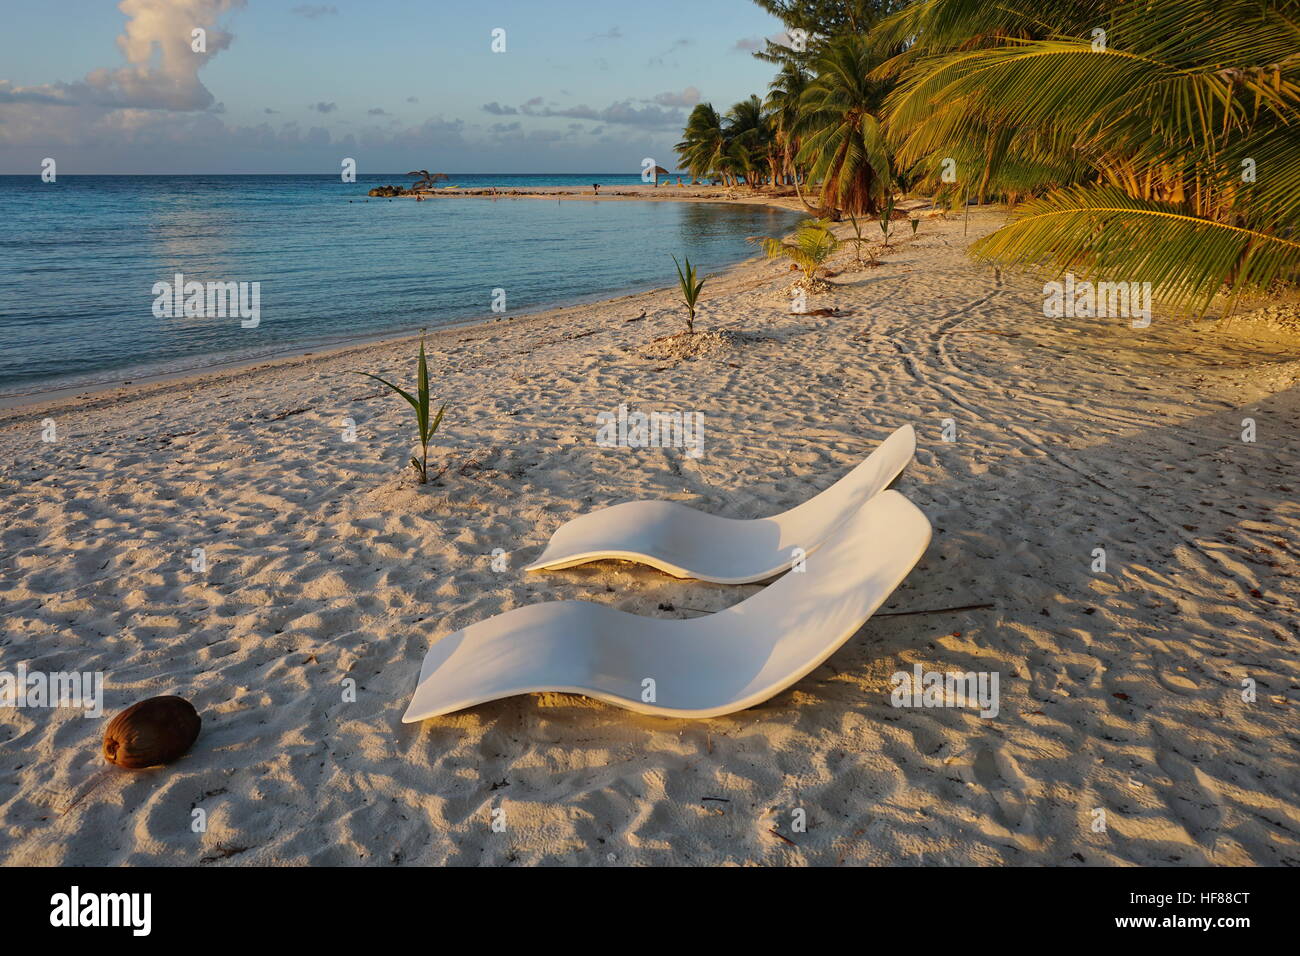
[873, 0, 1298, 315]
[672, 254, 705, 333]
[972, 185, 1300, 316]
[751, 219, 841, 282]
[353, 371, 419, 416]
[351, 334, 447, 483]
[416, 337, 430, 441]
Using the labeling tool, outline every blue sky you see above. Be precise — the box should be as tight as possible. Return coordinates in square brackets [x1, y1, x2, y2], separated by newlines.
[0, 0, 788, 174]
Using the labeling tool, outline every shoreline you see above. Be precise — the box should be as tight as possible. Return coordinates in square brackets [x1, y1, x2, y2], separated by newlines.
[0, 282, 671, 416]
[0, 281, 679, 419]
[0, 191, 808, 416]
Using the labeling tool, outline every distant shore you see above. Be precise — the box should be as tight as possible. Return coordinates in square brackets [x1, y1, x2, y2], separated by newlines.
[375, 181, 811, 208]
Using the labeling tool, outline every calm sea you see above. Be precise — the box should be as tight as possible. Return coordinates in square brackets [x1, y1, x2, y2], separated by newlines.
[0, 174, 799, 396]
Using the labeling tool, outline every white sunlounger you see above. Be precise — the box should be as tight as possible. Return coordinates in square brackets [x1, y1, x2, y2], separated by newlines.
[403, 489, 931, 721]
[523, 424, 916, 583]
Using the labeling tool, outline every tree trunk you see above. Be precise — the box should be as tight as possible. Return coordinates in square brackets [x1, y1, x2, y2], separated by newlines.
[793, 173, 830, 218]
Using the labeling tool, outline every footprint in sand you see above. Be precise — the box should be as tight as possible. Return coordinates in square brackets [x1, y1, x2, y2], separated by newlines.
[906, 719, 949, 758]
[948, 744, 1034, 833]
[1152, 730, 1225, 846]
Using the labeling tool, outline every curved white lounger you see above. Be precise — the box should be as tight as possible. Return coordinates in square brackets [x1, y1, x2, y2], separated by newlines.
[404, 489, 931, 721]
[523, 424, 916, 584]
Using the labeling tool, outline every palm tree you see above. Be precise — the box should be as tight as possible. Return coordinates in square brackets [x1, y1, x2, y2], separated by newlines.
[676, 104, 728, 184]
[766, 63, 810, 186]
[792, 35, 893, 217]
[724, 95, 774, 187]
[876, 0, 1300, 317]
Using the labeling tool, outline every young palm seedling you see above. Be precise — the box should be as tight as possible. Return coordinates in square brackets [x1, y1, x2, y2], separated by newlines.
[750, 218, 840, 289]
[672, 254, 705, 334]
[352, 335, 447, 484]
[845, 212, 875, 267]
[878, 193, 896, 250]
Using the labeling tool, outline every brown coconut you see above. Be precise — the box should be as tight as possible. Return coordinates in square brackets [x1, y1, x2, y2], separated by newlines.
[102, 696, 201, 769]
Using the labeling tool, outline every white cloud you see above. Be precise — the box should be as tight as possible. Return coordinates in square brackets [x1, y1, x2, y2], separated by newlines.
[651, 86, 701, 108]
[481, 95, 688, 129]
[2, 0, 246, 111]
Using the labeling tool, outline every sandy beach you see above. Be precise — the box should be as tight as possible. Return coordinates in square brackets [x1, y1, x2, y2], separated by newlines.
[1, 205, 1297, 866]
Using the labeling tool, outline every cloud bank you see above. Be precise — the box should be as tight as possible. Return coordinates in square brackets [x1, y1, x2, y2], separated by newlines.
[0, 0, 697, 173]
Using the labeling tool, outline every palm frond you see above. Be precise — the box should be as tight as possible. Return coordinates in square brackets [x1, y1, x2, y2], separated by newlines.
[751, 219, 841, 280]
[972, 185, 1300, 316]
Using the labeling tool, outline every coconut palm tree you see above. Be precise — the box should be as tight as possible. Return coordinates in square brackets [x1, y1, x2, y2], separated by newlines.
[792, 35, 894, 217]
[750, 218, 841, 284]
[766, 63, 811, 186]
[875, 0, 1300, 317]
[676, 104, 729, 184]
[724, 95, 776, 186]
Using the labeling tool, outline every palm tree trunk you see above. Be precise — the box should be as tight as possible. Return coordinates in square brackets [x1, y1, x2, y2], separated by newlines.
[793, 173, 829, 217]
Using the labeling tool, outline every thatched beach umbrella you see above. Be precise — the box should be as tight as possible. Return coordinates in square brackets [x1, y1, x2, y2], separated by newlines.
[649, 164, 670, 187]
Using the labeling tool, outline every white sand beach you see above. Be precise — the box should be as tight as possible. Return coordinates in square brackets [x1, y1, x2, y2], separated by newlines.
[1, 206, 1297, 866]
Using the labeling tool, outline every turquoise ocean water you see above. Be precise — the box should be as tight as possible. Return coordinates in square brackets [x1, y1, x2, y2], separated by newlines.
[0, 174, 799, 395]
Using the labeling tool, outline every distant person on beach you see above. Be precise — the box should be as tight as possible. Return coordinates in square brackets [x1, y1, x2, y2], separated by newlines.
[593, 183, 600, 195]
